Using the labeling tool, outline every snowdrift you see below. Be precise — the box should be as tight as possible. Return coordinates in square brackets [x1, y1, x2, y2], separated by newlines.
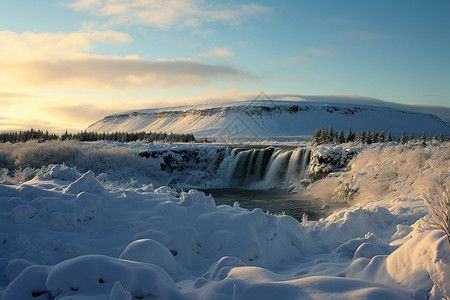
[0, 141, 449, 299]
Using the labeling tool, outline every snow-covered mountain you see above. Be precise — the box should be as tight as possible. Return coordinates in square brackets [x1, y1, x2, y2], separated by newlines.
[87, 99, 450, 138]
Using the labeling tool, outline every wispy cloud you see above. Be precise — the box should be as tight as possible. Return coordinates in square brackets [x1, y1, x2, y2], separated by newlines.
[0, 116, 75, 133]
[0, 30, 131, 61]
[338, 31, 387, 41]
[281, 47, 332, 64]
[1, 56, 254, 89]
[0, 91, 35, 99]
[48, 104, 119, 123]
[305, 48, 332, 56]
[0, 92, 35, 107]
[0, 30, 254, 89]
[198, 47, 234, 58]
[0, 92, 36, 107]
[0, 100, 10, 106]
[282, 55, 312, 64]
[66, 0, 272, 29]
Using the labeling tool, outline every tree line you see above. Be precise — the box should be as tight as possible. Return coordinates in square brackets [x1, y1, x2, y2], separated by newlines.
[0, 129, 197, 144]
[311, 127, 448, 146]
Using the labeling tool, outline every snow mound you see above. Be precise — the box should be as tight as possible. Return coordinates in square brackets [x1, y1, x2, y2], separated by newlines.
[36, 164, 81, 181]
[387, 230, 450, 299]
[3, 255, 180, 300]
[63, 170, 105, 194]
[199, 267, 411, 300]
[119, 239, 176, 275]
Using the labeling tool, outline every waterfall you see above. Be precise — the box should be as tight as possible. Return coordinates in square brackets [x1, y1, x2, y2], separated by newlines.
[217, 147, 310, 190]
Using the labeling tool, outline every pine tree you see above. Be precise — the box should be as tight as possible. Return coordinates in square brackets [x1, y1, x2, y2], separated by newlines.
[386, 131, 392, 142]
[420, 132, 426, 141]
[355, 131, 367, 144]
[420, 132, 427, 146]
[379, 131, 385, 143]
[366, 131, 373, 144]
[346, 128, 355, 143]
[311, 129, 320, 145]
[371, 131, 379, 143]
[61, 130, 69, 141]
[337, 130, 345, 144]
[318, 129, 328, 145]
[400, 130, 408, 144]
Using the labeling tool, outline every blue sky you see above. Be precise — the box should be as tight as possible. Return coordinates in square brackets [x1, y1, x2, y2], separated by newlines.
[0, 0, 449, 132]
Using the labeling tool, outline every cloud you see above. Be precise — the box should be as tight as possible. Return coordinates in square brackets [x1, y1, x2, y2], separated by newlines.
[305, 48, 332, 56]
[0, 92, 36, 107]
[0, 92, 29, 105]
[198, 47, 234, 58]
[0, 91, 35, 99]
[47, 104, 120, 123]
[1, 56, 254, 89]
[338, 31, 387, 41]
[0, 30, 254, 89]
[0, 30, 131, 61]
[0, 100, 10, 106]
[0, 116, 75, 133]
[282, 55, 312, 64]
[281, 47, 332, 64]
[66, 0, 272, 29]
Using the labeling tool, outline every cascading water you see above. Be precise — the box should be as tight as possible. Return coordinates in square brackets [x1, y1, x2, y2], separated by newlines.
[217, 147, 311, 190]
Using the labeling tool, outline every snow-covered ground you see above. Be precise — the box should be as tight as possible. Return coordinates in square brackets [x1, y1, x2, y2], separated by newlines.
[0, 141, 449, 299]
[87, 100, 450, 139]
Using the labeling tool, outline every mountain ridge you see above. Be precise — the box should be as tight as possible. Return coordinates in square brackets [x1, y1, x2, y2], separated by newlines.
[87, 99, 450, 139]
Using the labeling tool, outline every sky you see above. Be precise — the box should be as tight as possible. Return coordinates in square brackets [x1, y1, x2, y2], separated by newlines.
[0, 0, 449, 132]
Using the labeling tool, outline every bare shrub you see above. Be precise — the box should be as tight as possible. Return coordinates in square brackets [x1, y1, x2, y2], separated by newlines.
[0, 140, 167, 186]
[13, 140, 83, 168]
[423, 175, 450, 244]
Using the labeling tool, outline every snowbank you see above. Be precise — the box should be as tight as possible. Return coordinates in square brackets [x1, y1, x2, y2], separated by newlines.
[0, 141, 449, 299]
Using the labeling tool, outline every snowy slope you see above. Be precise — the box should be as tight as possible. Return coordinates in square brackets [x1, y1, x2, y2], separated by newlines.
[1, 142, 449, 299]
[87, 99, 450, 138]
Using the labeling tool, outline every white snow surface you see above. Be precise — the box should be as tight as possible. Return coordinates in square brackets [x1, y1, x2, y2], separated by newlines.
[87, 100, 450, 139]
[1, 141, 450, 299]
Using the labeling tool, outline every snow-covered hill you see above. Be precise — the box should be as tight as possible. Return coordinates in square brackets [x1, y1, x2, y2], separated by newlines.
[87, 99, 450, 139]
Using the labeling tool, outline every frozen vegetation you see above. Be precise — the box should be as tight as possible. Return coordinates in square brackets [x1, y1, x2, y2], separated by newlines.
[0, 139, 449, 299]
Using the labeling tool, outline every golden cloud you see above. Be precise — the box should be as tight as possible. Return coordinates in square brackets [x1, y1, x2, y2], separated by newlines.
[47, 104, 120, 123]
[1, 56, 254, 89]
[0, 29, 254, 90]
[0, 116, 77, 133]
[0, 30, 131, 61]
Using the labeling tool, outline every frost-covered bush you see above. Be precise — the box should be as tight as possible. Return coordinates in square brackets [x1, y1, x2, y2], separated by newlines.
[423, 175, 450, 244]
[307, 142, 449, 204]
[75, 146, 148, 180]
[0, 150, 14, 170]
[0, 140, 167, 187]
[13, 140, 82, 169]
